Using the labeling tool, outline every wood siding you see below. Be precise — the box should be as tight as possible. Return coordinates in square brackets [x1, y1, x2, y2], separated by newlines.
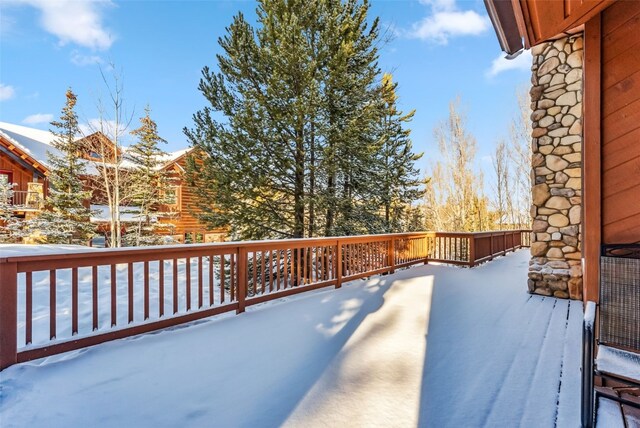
[601, 0, 640, 244]
[516, 0, 613, 47]
[158, 155, 226, 239]
[0, 138, 46, 192]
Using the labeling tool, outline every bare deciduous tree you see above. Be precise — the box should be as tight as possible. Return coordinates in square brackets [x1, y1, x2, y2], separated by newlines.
[492, 139, 509, 229]
[423, 99, 490, 232]
[82, 67, 136, 247]
[507, 87, 532, 228]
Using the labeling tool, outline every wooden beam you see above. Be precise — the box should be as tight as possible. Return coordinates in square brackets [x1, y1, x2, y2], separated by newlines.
[511, 0, 532, 48]
[583, 13, 602, 303]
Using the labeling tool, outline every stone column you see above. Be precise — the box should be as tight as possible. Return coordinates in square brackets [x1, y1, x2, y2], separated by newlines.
[528, 35, 583, 300]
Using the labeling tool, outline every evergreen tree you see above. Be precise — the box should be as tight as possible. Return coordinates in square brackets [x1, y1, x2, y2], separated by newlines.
[29, 89, 95, 244]
[0, 181, 20, 243]
[374, 73, 423, 233]
[186, 0, 422, 239]
[125, 106, 173, 246]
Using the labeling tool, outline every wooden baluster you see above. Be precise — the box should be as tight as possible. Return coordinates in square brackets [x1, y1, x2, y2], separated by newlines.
[252, 252, 258, 295]
[237, 248, 247, 314]
[144, 261, 150, 320]
[72, 267, 78, 335]
[159, 261, 165, 317]
[208, 255, 214, 305]
[296, 248, 301, 287]
[92, 266, 98, 330]
[230, 254, 236, 301]
[284, 249, 289, 289]
[220, 256, 225, 304]
[389, 238, 395, 274]
[50, 270, 57, 339]
[276, 250, 281, 290]
[26, 272, 32, 345]
[186, 257, 191, 311]
[269, 250, 274, 292]
[261, 251, 266, 293]
[198, 257, 203, 309]
[314, 246, 318, 282]
[128, 263, 134, 323]
[302, 247, 307, 285]
[110, 264, 117, 326]
[336, 243, 343, 288]
[173, 259, 179, 313]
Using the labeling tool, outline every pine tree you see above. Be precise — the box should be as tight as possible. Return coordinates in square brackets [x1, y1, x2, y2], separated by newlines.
[186, 0, 399, 240]
[124, 106, 174, 246]
[0, 181, 20, 242]
[319, 0, 383, 236]
[28, 89, 95, 244]
[374, 73, 423, 233]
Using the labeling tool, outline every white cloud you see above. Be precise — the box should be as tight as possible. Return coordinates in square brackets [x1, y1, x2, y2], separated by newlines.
[80, 118, 128, 138]
[418, 0, 456, 12]
[71, 50, 103, 66]
[486, 50, 533, 78]
[0, 84, 16, 101]
[22, 113, 54, 125]
[20, 0, 114, 50]
[409, 1, 490, 43]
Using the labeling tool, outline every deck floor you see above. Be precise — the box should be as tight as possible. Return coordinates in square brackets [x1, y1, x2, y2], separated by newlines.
[0, 250, 584, 427]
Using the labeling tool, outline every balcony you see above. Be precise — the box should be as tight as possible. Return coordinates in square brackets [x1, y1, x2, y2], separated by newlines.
[0, 231, 587, 426]
[7, 182, 45, 212]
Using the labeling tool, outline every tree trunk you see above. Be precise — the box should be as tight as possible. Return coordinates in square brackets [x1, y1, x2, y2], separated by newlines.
[294, 129, 305, 239]
[308, 121, 315, 238]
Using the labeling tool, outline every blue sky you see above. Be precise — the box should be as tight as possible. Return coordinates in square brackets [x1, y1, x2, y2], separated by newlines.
[0, 0, 531, 176]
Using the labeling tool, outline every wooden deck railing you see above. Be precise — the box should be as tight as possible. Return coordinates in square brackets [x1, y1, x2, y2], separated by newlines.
[8, 191, 44, 210]
[0, 229, 530, 369]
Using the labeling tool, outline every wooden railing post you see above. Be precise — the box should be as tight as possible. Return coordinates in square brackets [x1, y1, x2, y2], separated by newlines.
[335, 242, 343, 289]
[236, 248, 247, 314]
[388, 238, 396, 274]
[469, 234, 476, 267]
[423, 235, 429, 265]
[503, 232, 507, 255]
[489, 233, 494, 260]
[0, 261, 18, 370]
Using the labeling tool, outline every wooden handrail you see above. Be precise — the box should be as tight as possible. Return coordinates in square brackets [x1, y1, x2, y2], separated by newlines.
[0, 229, 531, 370]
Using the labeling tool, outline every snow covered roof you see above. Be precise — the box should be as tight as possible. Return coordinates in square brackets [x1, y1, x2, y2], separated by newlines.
[156, 148, 194, 170]
[90, 204, 147, 223]
[0, 122, 62, 169]
[0, 122, 194, 174]
[164, 148, 192, 163]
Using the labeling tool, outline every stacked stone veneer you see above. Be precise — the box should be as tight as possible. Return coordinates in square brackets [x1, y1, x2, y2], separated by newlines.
[528, 35, 583, 300]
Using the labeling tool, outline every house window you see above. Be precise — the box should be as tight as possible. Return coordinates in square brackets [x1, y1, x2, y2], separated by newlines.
[164, 185, 180, 206]
[0, 171, 13, 204]
[0, 171, 11, 185]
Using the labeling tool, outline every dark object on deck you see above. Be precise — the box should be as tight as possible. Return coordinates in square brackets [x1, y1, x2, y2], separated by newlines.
[582, 244, 640, 427]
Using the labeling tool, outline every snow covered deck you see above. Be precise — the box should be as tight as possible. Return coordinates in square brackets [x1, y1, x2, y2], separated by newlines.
[0, 249, 583, 427]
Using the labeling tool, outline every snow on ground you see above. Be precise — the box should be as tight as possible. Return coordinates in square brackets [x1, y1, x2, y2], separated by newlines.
[0, 250, 584, 428]
[0, 244, 98, 257]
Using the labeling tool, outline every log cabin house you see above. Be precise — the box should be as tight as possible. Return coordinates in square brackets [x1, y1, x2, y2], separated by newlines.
[485, 0, 640, 303]
[0, 121, 225, 244]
